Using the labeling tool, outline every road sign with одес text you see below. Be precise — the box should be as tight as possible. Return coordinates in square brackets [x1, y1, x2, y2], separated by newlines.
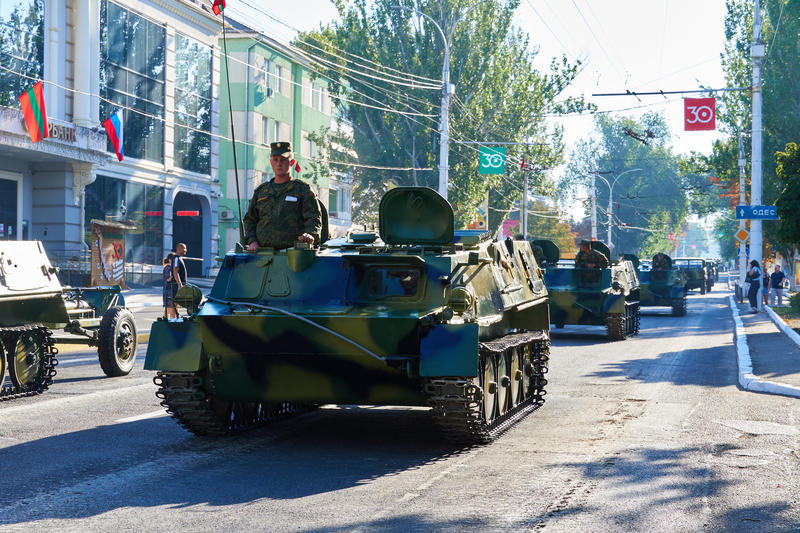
[735, 205, 778, 220]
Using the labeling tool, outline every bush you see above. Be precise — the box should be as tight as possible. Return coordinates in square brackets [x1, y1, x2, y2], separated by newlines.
[790, 292, 800, 313]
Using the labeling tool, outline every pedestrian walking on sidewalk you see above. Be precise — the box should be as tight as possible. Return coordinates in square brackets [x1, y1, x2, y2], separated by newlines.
[762, 269, 771, 306]
[746, 259, 761, 313]
[770, 265, 787, 306]
[164, 243, 188, 318]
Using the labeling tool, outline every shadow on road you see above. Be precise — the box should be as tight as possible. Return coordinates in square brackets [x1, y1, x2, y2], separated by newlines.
[586, 341, 738, 387]
[0, 405, 475, 526]
[542, 446, 799, 532]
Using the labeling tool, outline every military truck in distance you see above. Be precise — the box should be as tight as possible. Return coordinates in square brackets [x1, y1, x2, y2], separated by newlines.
[673, 258, 708, 294]
[0, 241, 138, 400]
[535, 240, 640, 341]
[629, 254, 688, 316]
[145, 187, 551, 444]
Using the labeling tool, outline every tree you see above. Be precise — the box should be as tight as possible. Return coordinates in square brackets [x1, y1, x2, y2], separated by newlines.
[712, 0, 800, 255]
[560, 112, 688, 255]
[525, 200, 578, 256]
[299, 0, 586, 229]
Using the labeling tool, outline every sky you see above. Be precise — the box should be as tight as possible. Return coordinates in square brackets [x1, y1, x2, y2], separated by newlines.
[227, 0, 731, 158]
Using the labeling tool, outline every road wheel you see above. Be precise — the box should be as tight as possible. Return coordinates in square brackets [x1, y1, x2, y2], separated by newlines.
[496, 351, 510, 416]
[700, 284, 706, 295]
[9, 331, 46, 388]
[509, 347, 524, 408]
[479, 352, 498, 425]
[98, 307, 138, 377]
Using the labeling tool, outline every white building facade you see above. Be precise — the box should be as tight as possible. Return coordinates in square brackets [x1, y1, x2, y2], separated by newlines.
[0, 0, 223, 276]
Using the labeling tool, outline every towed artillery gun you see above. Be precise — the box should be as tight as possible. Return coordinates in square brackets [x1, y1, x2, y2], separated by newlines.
[0, 241, 138, 400]
[145, 187, 551, 444]
[626, 253, 688, 316]
[535, 240, 640, 341]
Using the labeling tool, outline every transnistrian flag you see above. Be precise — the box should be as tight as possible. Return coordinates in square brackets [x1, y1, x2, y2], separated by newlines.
[102, 110, 124, 161]
[212, 0, 225, 15]
[19, 81, 48, 143]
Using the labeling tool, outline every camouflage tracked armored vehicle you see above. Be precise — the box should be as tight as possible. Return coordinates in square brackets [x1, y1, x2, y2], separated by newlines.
[145, 187, 550, 444]
[673, 258, 708, 294]
[628, 253, 688, 316]
[535, 240, 640, 341]
[0, 241, 138, 400]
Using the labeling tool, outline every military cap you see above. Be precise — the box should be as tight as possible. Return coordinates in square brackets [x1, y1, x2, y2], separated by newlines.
[270, 141, 292, 158]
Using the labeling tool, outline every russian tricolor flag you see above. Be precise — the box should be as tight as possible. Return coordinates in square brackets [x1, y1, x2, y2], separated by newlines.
[103, 110, 124, 161]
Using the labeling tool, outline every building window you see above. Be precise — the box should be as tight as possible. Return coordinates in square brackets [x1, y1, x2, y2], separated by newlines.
[174, 34, 212, 174]
[273, 120, 281, 143]
[328, 187, 338, 218]
[262, 58, 271, 90]
[302, 76, 311, 107]
[85, 175, 164, 265]
[262, 116, 270, 145]
[312, 84, 320, 111]
[275, 65, 283, 94]
[301, 130, 315, 158]
[0, 0, 43, 107]
[100, 1, 166, 163]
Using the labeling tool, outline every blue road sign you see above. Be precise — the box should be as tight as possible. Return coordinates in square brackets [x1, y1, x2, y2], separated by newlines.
[735, 205, 778, 220]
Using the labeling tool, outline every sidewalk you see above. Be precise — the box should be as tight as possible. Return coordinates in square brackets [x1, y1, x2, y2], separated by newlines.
[733, 298, 800, 395]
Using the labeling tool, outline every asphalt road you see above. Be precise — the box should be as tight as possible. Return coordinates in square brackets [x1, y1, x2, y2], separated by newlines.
[1, 289, 799, 532]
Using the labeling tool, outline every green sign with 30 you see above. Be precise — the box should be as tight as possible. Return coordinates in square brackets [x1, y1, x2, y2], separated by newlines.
[479, 146, 505, 174]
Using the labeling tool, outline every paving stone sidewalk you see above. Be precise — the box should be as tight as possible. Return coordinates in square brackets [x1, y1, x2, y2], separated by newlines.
[735, 300, 800, 389]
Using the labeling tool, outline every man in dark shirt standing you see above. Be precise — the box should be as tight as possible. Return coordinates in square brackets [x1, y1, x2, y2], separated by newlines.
[769, 265, 787, 307]
[243, 142, 321, 251]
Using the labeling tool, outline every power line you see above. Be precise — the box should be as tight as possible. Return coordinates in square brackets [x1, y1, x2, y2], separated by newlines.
[569, 0, 626, 85]
[524, 0, 578, 62]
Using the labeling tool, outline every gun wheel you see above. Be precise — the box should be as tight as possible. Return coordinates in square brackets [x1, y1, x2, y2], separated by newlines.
[9, 330, 47, 388]
[98, 307, 138, 377]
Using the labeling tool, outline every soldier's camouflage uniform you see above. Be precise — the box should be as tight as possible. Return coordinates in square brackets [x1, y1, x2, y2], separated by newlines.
[243, 178, 321, 249]
[575, 249, 609, 269]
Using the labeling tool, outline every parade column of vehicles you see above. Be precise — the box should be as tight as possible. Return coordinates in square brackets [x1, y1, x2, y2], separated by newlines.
[533, 239, 640, 341]
[673, 258, 714, 294]
[144, 187, 551, 444]
[0, 241, 138, 400]
[628, 253, 688, 316]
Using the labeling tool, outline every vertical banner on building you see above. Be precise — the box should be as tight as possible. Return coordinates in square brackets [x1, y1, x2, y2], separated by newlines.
[466, 192, 489, 230]
[90, 220, 127, 287]
[683, 97, 716, 131]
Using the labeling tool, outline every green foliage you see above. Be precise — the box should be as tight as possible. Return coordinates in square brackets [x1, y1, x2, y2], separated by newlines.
[299, 0, 587, 228]
[716, 0, 800, 253]
[715, 215, 740, 261]
[525, 200, 577, 257]
[790, 292, 800, 314]
[775, 142, 800, 246]
[560, 113, 688, 254]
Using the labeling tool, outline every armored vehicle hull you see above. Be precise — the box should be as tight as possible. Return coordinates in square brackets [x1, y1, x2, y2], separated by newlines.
[634, 254, 688, 316]
[1, 241, 137, 400]
[146, 188, 551, 444]
[539, 241, 640, 341]
[674, 258, 708, 294]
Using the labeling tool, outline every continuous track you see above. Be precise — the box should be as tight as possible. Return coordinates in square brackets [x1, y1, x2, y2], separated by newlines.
[426, 330, 550, 445]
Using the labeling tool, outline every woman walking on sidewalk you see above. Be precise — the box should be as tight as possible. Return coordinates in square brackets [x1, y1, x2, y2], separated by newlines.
[762, 268, 771, 306]
[747, 260, 762, 313]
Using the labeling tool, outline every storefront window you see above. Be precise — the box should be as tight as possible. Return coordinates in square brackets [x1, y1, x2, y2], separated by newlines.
[85, 175, 164, 264]
[99, 1, 165, 163]
[174, 33, 211, 174]
[0, 0, 43, 107]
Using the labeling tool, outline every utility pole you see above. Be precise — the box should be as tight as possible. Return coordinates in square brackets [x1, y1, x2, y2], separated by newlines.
[439, 62, 454, 199]
[737, 131, 747, 301]
[591, 176, 597, 240]
[522, 171, 528, 240]
[751, 0, 764, 309]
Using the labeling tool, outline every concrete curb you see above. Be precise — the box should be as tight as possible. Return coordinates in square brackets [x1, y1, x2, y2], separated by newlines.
[764, 305, 800, 348]
[729, 295, 800, 398]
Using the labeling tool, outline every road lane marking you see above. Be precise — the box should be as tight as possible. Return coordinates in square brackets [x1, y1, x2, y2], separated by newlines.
[116, 410, 169, 423]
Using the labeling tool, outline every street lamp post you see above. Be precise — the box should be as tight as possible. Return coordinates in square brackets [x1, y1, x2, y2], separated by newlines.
[393, 2, 487, 200]
[593, 168, 642, 252]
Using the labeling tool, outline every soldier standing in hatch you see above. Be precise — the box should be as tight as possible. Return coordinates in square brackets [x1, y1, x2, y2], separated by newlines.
[244, 142, 322, 251]
[575, 240, 609, 269]
[652, 252, 669, 271]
